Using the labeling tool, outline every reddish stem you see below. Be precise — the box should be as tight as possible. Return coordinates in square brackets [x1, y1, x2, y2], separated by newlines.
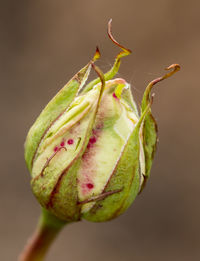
[18, 209, 66, 261]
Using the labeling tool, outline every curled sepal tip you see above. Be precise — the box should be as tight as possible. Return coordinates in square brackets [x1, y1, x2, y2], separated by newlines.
[141, 64, 180, 112]
[82, 19, 132, 93]
[108, 18, 132, 59]
[104, 19, 131, 78]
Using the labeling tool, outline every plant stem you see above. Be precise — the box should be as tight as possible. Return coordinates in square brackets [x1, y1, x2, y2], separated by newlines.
[18, 208, 67, 261]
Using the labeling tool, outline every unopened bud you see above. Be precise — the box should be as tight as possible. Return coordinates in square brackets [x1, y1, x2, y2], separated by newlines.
[25, 20, 180, 222]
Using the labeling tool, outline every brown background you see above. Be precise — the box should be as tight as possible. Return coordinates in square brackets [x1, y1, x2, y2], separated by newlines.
[0, 0, 199, 260]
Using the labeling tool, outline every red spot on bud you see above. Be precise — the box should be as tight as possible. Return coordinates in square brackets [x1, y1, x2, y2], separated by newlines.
[87, 143, 91, 149]
[87, 136, 97, 149]
[67, 139, 74, 145]
[112, 92, 118, 99]
[60, 141, 65, 147]
[89, 136, 96, 144]
[86, 183, 94, 189]
[54, 146, 59, 152]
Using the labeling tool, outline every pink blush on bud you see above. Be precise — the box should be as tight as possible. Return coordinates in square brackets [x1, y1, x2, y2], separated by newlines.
[89, 136, 96, 144]
[67, 139, 74, 145]
[87, 143, 91, 149]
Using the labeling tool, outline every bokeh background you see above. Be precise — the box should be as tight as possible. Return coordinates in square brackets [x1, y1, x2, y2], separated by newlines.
[0, 0, 199, 260]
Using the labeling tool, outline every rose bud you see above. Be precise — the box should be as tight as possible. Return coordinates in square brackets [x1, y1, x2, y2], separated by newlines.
[24, 20, 180, 224]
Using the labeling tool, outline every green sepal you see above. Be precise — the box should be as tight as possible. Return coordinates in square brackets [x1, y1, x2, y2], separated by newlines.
[140, 64, 180, 186]
[31, 83, 104, 221]
[46, 71, 106, 222]
[141, 86, 158, 180]
[25, 62, 92, 173]
[82, 104, 150, 222]
[47, 159, 82, 222]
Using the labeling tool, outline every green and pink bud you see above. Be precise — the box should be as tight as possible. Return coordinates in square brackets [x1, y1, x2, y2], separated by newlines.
[24, 20, 180, 223]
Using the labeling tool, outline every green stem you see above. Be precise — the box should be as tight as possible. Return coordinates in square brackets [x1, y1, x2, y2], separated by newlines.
[18, 209, 67, 261]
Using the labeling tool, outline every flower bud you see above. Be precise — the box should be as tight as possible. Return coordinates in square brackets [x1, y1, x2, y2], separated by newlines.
[25, 20, 180, 222]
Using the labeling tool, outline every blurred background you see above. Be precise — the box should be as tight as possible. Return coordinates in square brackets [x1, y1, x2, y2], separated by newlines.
[0, 0, 199, 260]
